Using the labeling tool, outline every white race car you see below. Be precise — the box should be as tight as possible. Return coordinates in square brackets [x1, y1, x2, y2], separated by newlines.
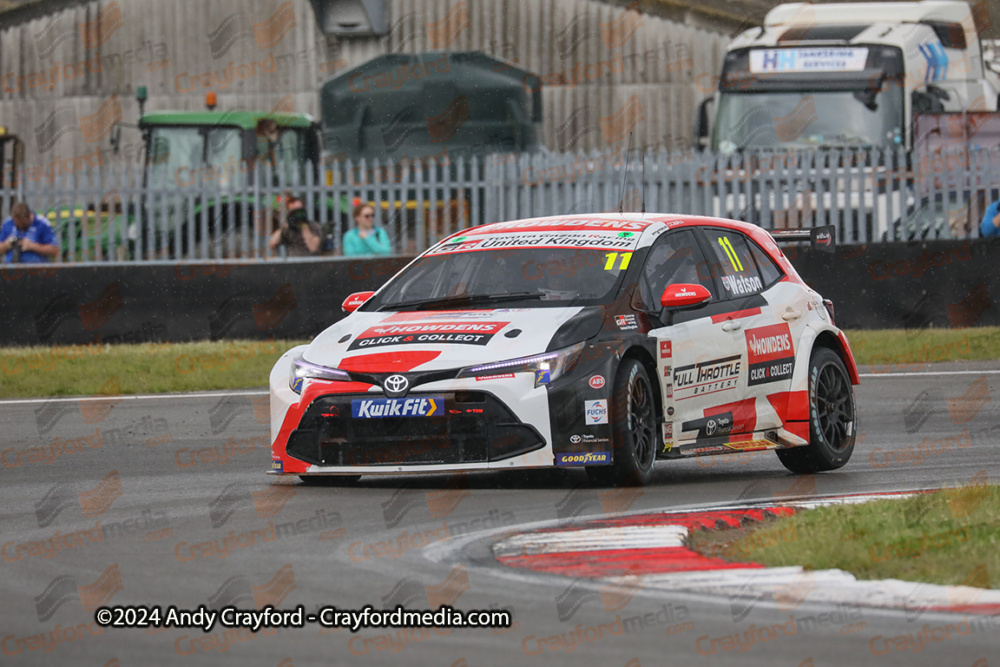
[269, 213, 858, 486]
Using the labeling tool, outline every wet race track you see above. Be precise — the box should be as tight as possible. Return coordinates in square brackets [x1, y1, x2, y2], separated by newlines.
[2, 362, 999, 666]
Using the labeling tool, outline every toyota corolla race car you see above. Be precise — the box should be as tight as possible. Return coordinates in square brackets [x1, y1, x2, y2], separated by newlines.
[269, 213, 858, 486]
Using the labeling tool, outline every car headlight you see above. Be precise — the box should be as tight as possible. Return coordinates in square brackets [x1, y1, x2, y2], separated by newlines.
[456, 342, 585, 387]
[289, 353, 352, 394]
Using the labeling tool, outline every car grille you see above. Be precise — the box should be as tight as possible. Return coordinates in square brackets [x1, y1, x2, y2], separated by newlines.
[286, 391, 544, 466]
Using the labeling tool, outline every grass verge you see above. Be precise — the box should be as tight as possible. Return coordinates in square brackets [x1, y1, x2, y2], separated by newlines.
[690, 483, 999, 588]
[0, 339, 309, 398]
[847, 327, 1000, 368]
[0, 327, 997, 398]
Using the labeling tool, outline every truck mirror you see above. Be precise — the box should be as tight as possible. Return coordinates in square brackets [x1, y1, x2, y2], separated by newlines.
[694, 97, 714, 152]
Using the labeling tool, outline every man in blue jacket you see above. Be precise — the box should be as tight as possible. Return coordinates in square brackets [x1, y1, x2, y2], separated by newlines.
[1, 202, 59, 263]
[981, 199, 1000, 238]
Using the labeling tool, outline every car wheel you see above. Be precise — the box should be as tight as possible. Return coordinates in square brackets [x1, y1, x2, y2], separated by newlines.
[587, 359, 657, 487]
[776, 347, 856, 474]
[298, 475, 361, 486]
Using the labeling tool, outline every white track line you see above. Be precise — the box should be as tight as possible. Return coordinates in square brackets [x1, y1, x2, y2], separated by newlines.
[860, 369, 1000, 377]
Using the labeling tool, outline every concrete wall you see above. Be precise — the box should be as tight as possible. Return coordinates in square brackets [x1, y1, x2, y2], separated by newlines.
[0, 0, 731, 171]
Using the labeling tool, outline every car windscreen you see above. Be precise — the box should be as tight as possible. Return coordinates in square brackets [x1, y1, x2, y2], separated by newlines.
[364, 243, 635, 311]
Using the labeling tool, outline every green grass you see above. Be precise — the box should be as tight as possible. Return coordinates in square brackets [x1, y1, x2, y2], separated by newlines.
[0, 327, 996, 399]
[691, 484, 1000, 588]
[845, 327, 1000, 367]
[0, 339, 309, 398]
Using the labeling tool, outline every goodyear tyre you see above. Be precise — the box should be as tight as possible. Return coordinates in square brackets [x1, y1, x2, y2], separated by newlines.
[587, 359, 657, 487]
[776, 347, 856, 473]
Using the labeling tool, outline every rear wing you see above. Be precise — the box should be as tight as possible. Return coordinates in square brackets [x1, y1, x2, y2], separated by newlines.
[769, 225, 835, 254]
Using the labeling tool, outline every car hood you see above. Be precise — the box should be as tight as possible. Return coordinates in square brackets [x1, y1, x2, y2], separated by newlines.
[303, 307, 585, 373]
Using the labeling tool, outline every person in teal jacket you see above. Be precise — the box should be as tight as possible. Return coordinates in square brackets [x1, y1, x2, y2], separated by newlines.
[343, 203, 392, 256]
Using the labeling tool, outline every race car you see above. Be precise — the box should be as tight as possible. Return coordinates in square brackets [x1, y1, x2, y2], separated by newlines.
[269, 213, 858, 486]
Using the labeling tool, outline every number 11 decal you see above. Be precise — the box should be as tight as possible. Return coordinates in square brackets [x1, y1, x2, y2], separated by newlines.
[604, 252, 632, 271]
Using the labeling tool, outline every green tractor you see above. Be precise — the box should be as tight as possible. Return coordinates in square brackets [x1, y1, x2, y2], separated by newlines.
[138, 92, 327, 259]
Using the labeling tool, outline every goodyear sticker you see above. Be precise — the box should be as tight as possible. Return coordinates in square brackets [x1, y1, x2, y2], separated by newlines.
[271, 459, 283, 472]
[556, 451, 611, 466]
[351, 397, 442, 418]
[290, 377, 304, 393]
[535, 369, 551, 385]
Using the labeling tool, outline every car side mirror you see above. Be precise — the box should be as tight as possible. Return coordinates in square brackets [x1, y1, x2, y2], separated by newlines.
[342, 291, 375, 313]
[660, 283, 712, 309]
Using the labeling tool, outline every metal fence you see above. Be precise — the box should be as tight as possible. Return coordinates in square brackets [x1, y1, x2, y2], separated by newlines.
[2, 146, 999, 264]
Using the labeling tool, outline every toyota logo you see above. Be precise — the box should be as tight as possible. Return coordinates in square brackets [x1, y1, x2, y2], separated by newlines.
[383, 374, 409, 396]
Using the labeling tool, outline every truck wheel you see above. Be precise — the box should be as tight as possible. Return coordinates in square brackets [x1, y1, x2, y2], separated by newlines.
[776, 347, 856, 473]
[587, 359, 657, 487]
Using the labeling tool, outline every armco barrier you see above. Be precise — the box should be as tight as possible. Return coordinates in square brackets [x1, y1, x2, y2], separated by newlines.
[0, 239, 997, 347]
[0, 257, 412, 347]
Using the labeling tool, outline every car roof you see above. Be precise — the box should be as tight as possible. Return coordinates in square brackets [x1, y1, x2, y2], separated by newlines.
[439, 212, 801, 284]
[448, 212, 780, 251]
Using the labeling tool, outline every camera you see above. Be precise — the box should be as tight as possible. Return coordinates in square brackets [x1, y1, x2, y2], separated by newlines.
[9, 236, 22, 263]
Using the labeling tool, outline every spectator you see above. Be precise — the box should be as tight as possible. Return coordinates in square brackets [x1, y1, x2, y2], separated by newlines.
[980, 199, 1000, 238]
[343, 203, 392, 256]
[1, 201, 59, 264]
[269, 194, 322, 257]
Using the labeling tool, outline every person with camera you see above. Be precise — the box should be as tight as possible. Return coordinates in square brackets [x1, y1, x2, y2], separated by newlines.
[268, 193, 322, 257]
[1, 201, 59, 264]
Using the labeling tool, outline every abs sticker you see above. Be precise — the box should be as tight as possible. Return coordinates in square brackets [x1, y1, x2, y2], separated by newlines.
[556, 451, 611, 466]
[584, 400, 609, 425]
[351, 397, 442, 418]
[614, 314, 638, 330]
[745, 323, 795, 386]
[589, 375, 606, 389]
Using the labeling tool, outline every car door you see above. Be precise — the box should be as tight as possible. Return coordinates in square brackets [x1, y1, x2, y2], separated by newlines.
[696, 226, 797, 438]
[641, 229, 747, 454]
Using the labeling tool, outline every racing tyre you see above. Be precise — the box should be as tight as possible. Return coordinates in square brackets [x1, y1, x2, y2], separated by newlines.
[776, 347, 856, 474]
[587, 359, 657, 487]
[298, 475, 361, 486]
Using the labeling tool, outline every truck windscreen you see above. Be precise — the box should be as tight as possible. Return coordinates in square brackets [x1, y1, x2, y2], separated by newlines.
[712, 45, 905, 152]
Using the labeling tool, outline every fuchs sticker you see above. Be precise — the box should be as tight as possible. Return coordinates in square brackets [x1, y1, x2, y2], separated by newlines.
[556, 451, 611, 465]
[673, 355, 741, 400]
[663, 423, 673, 438]
[682, 411, 735, 439]
[745, 323, 795, 386]
[615, 314, 638, 330]
[589, 375, 606, 389]
[271, 459, 283, 472]
[348, 321, 508, 350]
[351, 397, 442, 418]
[660, 341, 672, 358]
[584, 400, 608, 425]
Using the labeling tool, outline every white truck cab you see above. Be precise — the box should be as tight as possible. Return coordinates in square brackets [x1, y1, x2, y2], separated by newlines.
[699, 1, 1000, 152]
